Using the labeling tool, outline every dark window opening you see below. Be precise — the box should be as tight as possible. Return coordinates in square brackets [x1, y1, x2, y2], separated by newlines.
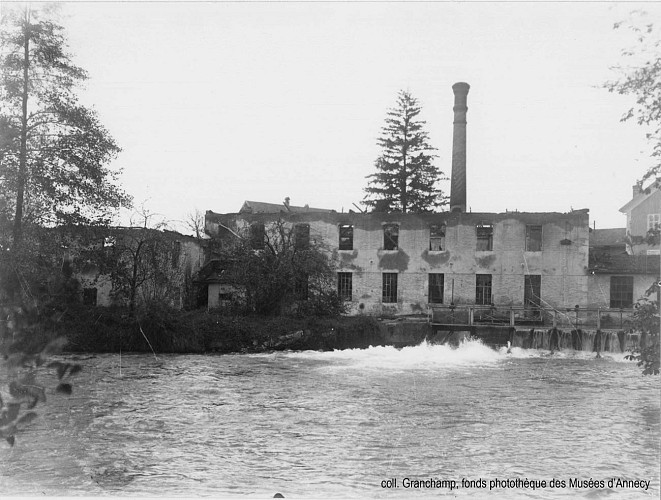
[218, 292, 234, 308]
[610, 276, 633, 308]
[295, 274, 309, 300]
[428, 273, 444, 304]
[172, 241, 181, 268]
[339, 224, 354, 250]
[83, 288, 97, 306]
[382, 273, 398, 303]
[475, 274, 492, 305]
[476, 224, 493, 251]
[525, 225, 543, 252]
[173, 288, 182, 307]
[524, 275, 541, 309]
[384, 224, 399, 250]
[337, 272, 352, 301]
[250, 222, 265, 250]
[429, 224, 446, 251]
[294, 223, 310, 250]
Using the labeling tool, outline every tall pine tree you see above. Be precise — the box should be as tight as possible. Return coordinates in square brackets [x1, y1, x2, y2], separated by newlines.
[0, 5, 130, 251]
[363, 90, 444, 213]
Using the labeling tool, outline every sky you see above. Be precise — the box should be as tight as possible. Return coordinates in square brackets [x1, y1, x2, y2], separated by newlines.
[13, 0, 660, 233]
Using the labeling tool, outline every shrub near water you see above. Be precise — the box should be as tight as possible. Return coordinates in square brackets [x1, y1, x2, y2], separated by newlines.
[59, 305, 381, 354]
[0, 305, 83, 447]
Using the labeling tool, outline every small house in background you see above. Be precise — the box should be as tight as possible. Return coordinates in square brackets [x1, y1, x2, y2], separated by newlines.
[585, 179, 661, 311]
[620, 181, 660, 256]
[195, 258, 245, 310]
[588, 227, 659, 312]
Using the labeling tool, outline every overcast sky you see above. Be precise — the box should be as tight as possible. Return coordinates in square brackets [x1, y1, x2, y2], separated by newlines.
[33, 1, 661, 232]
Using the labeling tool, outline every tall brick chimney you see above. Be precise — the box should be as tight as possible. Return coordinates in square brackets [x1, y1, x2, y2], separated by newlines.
[450, 82, 470, 213]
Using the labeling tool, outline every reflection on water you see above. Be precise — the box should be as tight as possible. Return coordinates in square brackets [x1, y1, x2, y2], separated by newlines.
[0, 340, 659, 498]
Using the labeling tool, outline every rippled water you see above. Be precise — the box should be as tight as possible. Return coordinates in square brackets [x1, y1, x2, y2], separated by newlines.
[1, 341, 659, 499]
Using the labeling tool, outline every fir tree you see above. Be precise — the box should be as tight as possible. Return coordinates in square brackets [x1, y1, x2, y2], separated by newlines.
[363, 90, 444, 213]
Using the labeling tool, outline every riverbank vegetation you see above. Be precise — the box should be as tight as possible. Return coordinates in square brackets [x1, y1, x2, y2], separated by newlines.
[49, 305, 381, 354]
[625, 296, 660, 375]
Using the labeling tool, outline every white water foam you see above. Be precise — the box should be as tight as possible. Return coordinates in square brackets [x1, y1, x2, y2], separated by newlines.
[277, 339, 502, 371]
[499, 345, 633, 363]
[255, 339, 636, 371]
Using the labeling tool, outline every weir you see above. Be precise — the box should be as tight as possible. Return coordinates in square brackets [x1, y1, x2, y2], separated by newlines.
[375, 320, 643, 353]
[422, 304, 642, 353]
[426, 325, 642, 353]
[507, 327, 641, 352]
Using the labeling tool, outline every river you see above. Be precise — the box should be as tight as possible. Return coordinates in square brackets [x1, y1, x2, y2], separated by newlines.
[1, 340, 659, 498]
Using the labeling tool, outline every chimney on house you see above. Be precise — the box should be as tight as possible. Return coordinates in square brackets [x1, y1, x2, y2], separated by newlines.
[450, 82, 470, 213]
[632, 184, 642, 197]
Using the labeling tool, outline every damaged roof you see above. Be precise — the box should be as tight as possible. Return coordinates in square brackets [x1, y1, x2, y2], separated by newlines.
[239, 200, 335, 215]
[589, 228, 627, 248]
[589, 240, 660, 274]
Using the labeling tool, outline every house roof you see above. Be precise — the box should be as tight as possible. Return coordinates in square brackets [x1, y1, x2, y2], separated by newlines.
[589, 228, 627, 248]
[239, 200, 334, 215]
[619, 182, 660, 214]
[195, 259, 238, 284]
[589, 247, 660, 275]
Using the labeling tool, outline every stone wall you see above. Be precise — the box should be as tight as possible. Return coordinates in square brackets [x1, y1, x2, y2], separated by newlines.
[206, 209, 590, 317]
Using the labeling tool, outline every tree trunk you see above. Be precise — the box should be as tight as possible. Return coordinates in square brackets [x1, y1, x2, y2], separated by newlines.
[12, 10, 31, 251]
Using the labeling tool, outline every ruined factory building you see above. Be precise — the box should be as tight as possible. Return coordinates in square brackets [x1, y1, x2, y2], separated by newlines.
[205, 205, 593, 318]
[203, 81, 658, 321]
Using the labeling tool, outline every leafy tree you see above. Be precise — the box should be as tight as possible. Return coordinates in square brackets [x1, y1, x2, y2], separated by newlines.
[363, 90, 444, 213]
[1, 304, 82, 447]
[604, 12, 661, 188]
[0, 4, 130, 254]
[625, 295, 660, 375]
[605, 12, 661, 375]
[210, 219, 343, 316]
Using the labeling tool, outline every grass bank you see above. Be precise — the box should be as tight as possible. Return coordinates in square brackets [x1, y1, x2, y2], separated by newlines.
[49, 305, 383, 354]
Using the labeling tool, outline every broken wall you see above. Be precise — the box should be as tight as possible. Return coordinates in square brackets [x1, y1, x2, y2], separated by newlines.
[205, 209, 590, 317]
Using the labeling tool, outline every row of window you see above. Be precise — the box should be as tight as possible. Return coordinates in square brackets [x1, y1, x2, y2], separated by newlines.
[336, 272, 543, 305]
[249, 222, 545, 252]
[340, 223, 544, 252]
[336, 273, 635, 308]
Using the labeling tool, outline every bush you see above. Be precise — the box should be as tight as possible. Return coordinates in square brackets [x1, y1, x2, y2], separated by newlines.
[625, 297, 660, 375]
[56, 304, 381, 354]
[0, 303, 82, 447]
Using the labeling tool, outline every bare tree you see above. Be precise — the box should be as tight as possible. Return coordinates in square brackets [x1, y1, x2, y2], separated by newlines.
[106, 206, 184, 314]
[185, 208, 206, 241]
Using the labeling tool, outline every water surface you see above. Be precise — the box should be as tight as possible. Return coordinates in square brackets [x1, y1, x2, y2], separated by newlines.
[1, 341, 659, 498]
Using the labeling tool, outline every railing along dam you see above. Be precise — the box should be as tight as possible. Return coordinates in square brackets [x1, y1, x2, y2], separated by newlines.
[427, 304, 642, 353]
